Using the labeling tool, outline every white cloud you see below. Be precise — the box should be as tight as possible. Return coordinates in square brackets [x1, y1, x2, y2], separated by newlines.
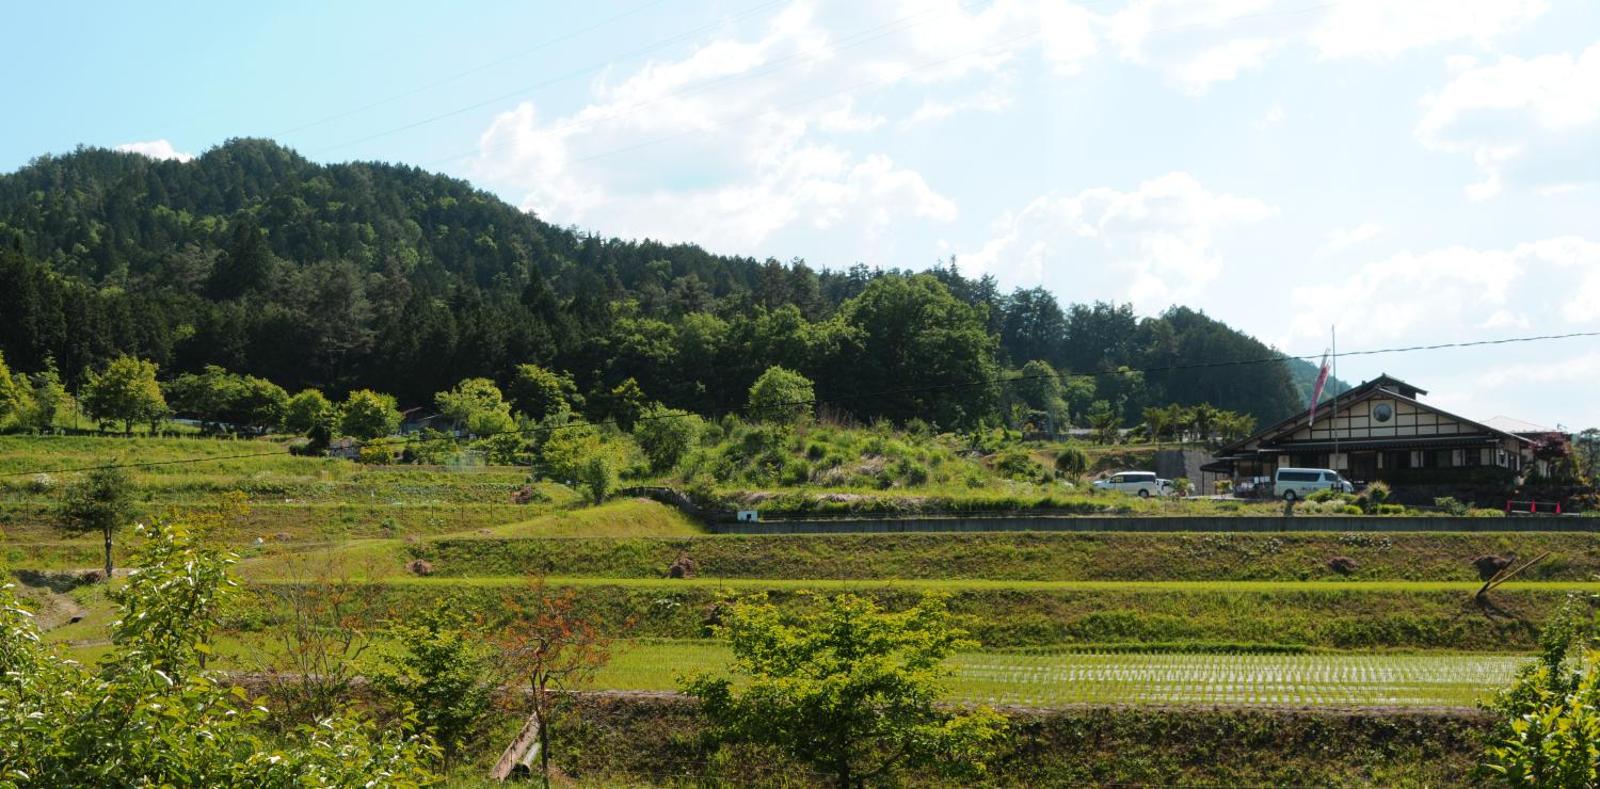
[966, 172, 1275, 311]
[1309, 0, 1546, 60]
[114, 139, 194, 163]
[1103, 0, 1548, 93]
[1318, 222, 1382, 254]
[1253, 103, 1286, 129]
[1416, 41, 1600, 199]
[1282, 236, 1600, 347]
[1174, 37, 1283, 94]
[466, 0, 1103, 255]
[903, 86, 1014, 127]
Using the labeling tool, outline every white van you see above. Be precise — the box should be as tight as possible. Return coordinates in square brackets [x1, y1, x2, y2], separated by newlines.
[1273, 467, 1354, 501]
[1092, 471, 1172, 498]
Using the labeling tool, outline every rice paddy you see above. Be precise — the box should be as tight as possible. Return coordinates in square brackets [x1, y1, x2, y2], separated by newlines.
[594, 640, 1527, 708]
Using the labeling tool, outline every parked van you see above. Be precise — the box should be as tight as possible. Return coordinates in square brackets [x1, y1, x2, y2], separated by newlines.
[1092, 471, 1172, 498]
[1273, 467, 1354, 501]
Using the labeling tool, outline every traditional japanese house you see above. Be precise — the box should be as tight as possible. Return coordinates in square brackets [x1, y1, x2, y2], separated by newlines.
[1203, 374, 1545, 488]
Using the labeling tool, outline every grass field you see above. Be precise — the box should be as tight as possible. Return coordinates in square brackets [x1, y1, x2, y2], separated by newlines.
[2, 433, 1589, 719]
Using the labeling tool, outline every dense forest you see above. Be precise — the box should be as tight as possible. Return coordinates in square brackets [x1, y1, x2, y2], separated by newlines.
[0, 138, 1331, 428]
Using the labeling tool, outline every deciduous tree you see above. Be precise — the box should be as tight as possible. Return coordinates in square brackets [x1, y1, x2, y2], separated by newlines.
[59, 464, 135, 578]
[373, 602, 495, 769]
[633, 405, 702, 472]
[80, 355, 167, 434]
[435, 377, 515, 437]
[340, 389, 402, 440]
[507, 363, 580, 422]
[496, 582, 614, 788]
[284, 388, 333, 435]
[747, 365, 814, 424]
[0, 523, 436, 785]
[683, 593, 1004, 788]
[22, 359, 70, 433]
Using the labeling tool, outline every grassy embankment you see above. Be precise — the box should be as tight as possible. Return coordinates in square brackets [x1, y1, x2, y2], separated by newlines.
[537, 696, 1494, 786]
[0, 435, 576, 564]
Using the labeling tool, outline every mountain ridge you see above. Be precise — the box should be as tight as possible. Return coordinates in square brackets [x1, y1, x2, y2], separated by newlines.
[0, 138, 1311, 425]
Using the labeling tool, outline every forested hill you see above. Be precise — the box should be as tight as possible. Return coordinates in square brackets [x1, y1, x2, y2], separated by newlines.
[0, 138, 1314, 426]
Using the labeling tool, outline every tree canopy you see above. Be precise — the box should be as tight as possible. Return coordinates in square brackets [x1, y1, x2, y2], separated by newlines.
[683, 593, 1004, 786]
[0, 139, 1319, 427]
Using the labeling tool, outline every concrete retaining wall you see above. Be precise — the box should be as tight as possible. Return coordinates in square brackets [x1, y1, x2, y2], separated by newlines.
[709, 515, 1598, 534]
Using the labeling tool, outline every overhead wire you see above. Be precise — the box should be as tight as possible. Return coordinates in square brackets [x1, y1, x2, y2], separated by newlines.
[267, 0, 676, 139]
[315, 0, 967, 157]
[5, 329, 1594, 479]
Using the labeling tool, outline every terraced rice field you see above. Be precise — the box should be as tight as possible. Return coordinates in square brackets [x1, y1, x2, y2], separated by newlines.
[594, 641, 1527, 708]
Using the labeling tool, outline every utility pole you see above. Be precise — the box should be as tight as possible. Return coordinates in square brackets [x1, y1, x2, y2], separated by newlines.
[1330, 325, 1339, 469]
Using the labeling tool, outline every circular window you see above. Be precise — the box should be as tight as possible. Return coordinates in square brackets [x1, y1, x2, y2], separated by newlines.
[1373, 403, 1393, 422]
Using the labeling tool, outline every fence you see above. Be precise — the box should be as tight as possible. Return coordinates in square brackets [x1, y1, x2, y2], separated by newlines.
[709, 514, 1599, 534]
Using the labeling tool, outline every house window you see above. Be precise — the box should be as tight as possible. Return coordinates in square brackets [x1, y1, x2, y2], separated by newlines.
[1433, 450, 1453, 468]
[1409, 450, 1424, 468]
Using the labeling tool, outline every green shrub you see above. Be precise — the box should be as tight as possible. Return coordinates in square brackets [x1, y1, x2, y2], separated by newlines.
[634, 406, 703, 473]
[1432, 496, 1469, 516]
[993, 448, 1043, 481]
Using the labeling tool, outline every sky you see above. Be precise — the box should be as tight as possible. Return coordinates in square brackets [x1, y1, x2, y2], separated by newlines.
[3, 0, 1598, 428]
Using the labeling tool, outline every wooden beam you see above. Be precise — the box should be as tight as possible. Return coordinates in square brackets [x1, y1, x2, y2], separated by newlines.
[1476, 551, 1551, 600]
[490, 714, 542, 782]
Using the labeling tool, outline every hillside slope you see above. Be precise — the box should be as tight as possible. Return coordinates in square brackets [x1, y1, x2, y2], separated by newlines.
[0, 139, 1303, 423]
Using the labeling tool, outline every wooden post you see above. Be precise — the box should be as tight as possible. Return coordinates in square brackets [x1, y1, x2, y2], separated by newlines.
[1476, 551, 1551, 600]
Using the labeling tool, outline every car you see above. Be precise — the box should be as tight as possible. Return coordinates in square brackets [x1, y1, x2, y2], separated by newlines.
[1272, 467, 1354, 501]
[1092, 471, 1172, 498]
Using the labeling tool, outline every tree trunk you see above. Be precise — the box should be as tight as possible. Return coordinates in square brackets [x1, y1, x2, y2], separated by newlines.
[539, 716, 551, 789]
[103, 525, 114, 578]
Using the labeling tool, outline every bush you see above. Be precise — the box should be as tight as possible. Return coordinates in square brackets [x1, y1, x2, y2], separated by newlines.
[1474, 555, 1512, 581]
[634, 407, 703, 473]
[993, 448, 1043, 481]
[747, 366, 814, 424]
[1357, 481, 1392, 513]
[358, 443, 398, 465]
[1326, 556, 1359, 575]
[1432, 496, 1469, 516]
[1054, 447, 1089, 482]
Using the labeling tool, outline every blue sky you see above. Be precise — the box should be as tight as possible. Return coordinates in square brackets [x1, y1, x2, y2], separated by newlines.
[4, 0, 1598, 427]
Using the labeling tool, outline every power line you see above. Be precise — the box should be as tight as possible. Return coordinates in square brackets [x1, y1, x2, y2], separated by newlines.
[316, 1, 962, 158]
[6, 329, 1594, 479]
[268, 0, 674, 140]
[414, 0, 1342, 168]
